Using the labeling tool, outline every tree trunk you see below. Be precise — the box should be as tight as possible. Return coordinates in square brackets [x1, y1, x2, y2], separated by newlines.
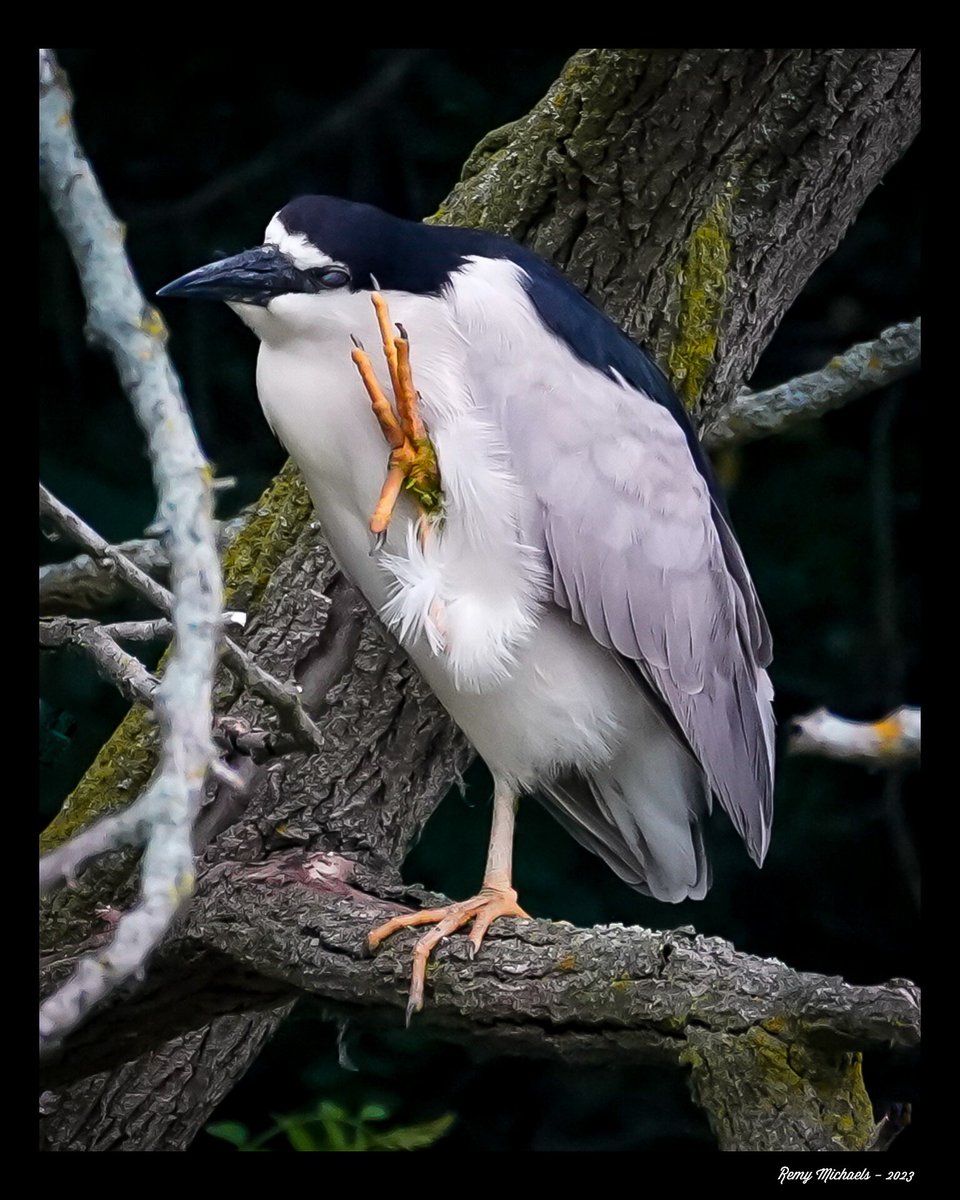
[40, 48, 920, 1152]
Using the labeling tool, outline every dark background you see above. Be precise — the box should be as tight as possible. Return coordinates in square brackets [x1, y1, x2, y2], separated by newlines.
[40, 49, 920, 1152]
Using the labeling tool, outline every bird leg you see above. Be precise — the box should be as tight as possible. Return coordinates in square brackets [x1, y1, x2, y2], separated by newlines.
[350, 292, 441, 546]
[368, 785, 529, 1023]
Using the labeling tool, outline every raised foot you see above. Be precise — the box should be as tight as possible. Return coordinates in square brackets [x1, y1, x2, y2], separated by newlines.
[368, 886, 530, 1024]
[350, 292, 441, 546]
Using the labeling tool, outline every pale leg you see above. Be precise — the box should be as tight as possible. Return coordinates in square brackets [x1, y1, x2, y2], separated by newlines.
[368, 781, 529, 1022]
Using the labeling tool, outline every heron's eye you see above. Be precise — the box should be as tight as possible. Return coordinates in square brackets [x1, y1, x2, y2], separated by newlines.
[316, 266, 350, 289]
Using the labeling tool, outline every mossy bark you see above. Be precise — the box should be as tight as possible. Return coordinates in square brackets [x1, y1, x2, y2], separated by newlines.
[40, 48, 921, 1152]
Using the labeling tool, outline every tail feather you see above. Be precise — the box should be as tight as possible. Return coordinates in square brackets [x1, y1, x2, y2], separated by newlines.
[537, 697, 713, 902]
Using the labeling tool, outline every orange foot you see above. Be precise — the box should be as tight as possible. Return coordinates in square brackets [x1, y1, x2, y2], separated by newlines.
[350, 291, 441, 550]
[368, 886, 530, 1024]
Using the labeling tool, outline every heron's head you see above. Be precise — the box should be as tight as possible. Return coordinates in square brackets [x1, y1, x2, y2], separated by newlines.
[158, 195, 475, 343]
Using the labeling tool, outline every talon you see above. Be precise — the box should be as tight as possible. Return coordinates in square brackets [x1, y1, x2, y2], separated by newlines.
[367, 886, 528, 1017]
[370, 529, 387, 556]
[350, 292, 442, 541]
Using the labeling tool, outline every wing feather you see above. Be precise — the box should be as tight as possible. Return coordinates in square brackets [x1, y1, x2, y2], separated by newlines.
[456, 259, 775, 865]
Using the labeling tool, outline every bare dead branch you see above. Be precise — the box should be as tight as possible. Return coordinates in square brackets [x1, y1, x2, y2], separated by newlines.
[40, 618, 159, 705]
[39, 483, 324, 756]
[40, 516, 247, 616]
[40, 485, 171, 612]
[39, 48, 221, 1050]
[703, 319, 921, 448]
[788, 706, 921, 766]
[40, 536, 170, 615]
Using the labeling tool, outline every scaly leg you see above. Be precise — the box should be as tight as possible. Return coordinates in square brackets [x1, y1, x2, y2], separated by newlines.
[350, 292, 441, 545]
[368, 783, 529, 1023]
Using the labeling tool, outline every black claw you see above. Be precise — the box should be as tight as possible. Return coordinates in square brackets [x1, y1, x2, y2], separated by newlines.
[350, 334, 364, 350]
[369, 529, 387, 556]
[396, 322, 408, 341]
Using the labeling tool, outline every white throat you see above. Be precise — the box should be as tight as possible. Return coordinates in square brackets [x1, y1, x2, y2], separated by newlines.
[245, 258, 548, 692]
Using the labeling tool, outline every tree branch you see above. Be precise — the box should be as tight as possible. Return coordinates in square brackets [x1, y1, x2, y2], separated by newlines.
[788, 706, 921, 766]
[40, 516, 247, 616]
[40, 617, 160, 706]
[42, 849, 919, 1151]
[194, 855, 921, 1057]
[39, 1003, 296, 1152]
[40, 536, 170, 615]
[102, 619, 173, 642]
[434, 48, 920, 421]
[703, 319, 922, 448]
[39, 483, 325, 757]
[39, 48, 221, 1050]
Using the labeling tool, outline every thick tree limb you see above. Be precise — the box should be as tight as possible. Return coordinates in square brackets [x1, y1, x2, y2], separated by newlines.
[193, 856, 920, 1057]
[39, 49, 221, 1050]
[788, 706, 921, 766]
[40, 1004, 297, 1151]
[704, 319, 922, 448]
[40, 849, 919, 1151]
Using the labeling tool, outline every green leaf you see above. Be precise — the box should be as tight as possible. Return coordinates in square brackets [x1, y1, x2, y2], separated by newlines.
[359, 1102, 390, 1123]
[282, 1121, 323, 1152]
[316, 1100, 348, 1122]
[370, 1113, 456, 1151]
[206, 1121, 251, 1148]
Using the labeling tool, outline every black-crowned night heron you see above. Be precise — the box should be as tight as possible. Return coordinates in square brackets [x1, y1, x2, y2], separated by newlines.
[159, 196, 775, 1018]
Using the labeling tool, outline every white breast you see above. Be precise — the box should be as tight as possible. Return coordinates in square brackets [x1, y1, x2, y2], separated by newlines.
[250, 280, 546, 694]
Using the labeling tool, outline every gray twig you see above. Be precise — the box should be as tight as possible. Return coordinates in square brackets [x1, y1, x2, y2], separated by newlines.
[40, 486, 170, 611]
[40, 536, 170, 614]
[39, 483, 324, 755]
[703, 319, 921, 447]
[40, 617, 159, 706]
[40, 515, 247, 615]
[39, 49, 221, 1051]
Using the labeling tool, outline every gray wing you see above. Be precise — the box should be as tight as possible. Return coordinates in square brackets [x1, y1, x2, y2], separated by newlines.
[488, 354, 774, 866]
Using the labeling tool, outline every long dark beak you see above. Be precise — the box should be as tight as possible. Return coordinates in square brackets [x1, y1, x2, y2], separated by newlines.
[157, 245, 304, 307]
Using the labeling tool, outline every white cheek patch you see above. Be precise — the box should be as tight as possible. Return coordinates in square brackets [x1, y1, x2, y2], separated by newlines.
[263, 214, 335, 270]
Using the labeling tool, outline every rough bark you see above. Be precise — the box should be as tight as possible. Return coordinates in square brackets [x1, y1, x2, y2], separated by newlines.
[40, 1005, 294, 1152]
[435, 48, 920, 422]
[40, 850, 918, 1152]
[40, 49, 921, 1152]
